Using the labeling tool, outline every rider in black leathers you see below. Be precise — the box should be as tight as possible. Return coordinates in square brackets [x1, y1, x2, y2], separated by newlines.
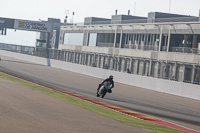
[96, 75, 114, 95]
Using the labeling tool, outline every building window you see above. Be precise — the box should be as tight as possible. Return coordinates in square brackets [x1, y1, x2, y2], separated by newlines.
[88, 33, 97, 46]
[64, 33, 83, 46]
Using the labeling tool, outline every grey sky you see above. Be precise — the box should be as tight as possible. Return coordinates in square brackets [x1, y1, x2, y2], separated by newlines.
[0, 0, 200, 46]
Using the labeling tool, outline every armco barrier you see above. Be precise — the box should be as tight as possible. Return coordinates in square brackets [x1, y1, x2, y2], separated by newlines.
[0, 50, 200, 100]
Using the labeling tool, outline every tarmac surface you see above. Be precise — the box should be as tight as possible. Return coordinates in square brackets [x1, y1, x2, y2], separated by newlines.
[0, 77, 151, 133]
[0, 56, 200, 131]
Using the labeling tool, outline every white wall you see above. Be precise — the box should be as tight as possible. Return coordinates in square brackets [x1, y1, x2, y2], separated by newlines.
[1, 50, 200, 101]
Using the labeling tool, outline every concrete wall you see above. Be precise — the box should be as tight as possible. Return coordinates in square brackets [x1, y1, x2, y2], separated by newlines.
[59, 45, 200, 64]
[1, 49, 200, 101]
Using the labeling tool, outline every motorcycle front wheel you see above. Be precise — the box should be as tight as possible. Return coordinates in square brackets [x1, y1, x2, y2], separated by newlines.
[101, 91, 107, 98]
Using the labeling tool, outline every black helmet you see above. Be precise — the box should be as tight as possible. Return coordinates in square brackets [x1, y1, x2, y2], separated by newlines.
[109, 75, 113, 80]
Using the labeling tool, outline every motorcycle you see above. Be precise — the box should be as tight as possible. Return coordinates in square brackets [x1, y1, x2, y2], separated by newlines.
[96, 81, 111, 98]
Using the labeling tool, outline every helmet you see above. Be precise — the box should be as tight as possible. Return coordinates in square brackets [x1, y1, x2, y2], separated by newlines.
[109, 75, 113, 80]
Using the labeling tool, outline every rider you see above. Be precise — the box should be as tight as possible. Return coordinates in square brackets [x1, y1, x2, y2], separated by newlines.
[97, 75, 114, 95]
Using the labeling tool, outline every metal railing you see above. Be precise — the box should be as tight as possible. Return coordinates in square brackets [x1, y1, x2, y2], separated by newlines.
[96, 43, 160, 51]
[124, 44, 159, 51]
[172, 47, 199, 54]
[97, 42, 114, 47]
[0, 43, 35, 55]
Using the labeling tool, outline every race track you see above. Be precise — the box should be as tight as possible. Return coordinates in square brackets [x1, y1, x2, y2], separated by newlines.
[0, 56, 200, 131]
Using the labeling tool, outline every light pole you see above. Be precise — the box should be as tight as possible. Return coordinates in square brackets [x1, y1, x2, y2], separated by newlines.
[169, 0, 171, 13]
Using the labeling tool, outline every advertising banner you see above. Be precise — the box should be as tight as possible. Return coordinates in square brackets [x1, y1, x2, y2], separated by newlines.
[14, 19, 52, 32]
[0, 18, 15, 28]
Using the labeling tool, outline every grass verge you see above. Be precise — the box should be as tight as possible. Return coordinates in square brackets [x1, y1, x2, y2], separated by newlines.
[0, 72, 186, 133]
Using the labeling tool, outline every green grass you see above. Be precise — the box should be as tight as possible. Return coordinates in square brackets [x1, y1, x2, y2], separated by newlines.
[0, 72, 187, 133]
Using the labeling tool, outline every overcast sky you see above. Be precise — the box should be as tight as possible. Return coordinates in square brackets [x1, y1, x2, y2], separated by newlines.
[0, 0, 200, 46]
